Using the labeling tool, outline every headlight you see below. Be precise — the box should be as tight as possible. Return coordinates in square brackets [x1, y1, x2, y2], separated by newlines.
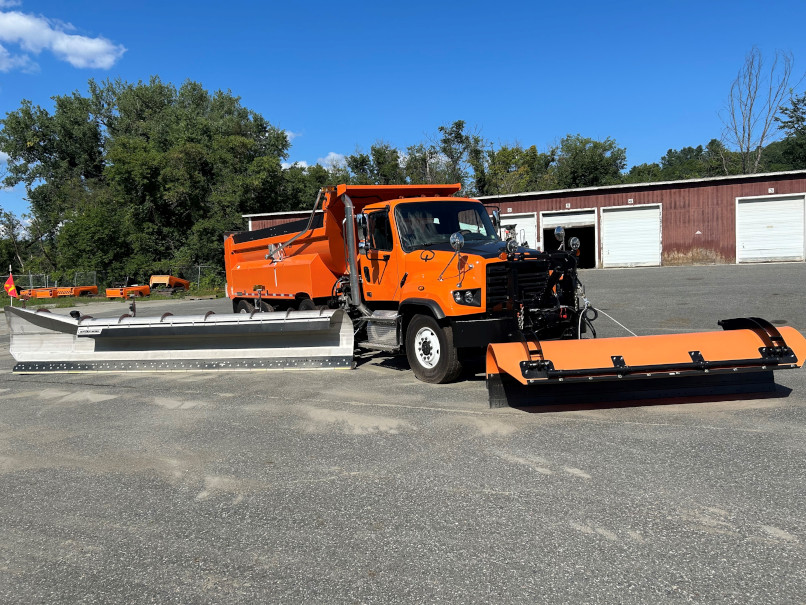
[452, 288, 481, 307]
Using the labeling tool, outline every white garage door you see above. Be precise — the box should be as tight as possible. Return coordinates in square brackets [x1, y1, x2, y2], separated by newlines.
[500, 213, 538, 248]
[736, 196, 805, 262]
[542, 210, 596, 229]
[601, 205, 661, 267]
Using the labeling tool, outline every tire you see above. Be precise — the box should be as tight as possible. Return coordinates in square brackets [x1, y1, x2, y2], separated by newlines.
[257, 300, 274, 312]
[405, 314, 463, 384]
[236, 299, 254, 314]
[298, 298, 316, 311]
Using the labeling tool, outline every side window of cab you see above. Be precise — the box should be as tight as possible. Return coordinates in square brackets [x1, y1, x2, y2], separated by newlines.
[367, 211, 394, 251]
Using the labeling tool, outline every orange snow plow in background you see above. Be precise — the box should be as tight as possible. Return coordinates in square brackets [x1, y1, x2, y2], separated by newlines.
[486, 318, 806, 407]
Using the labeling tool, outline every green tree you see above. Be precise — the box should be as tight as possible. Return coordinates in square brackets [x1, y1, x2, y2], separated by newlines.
[552, 134, 626, 189]
[0, 77, 292, 281]
[404, 143, 446, 184]
[774, 92, 806, 169]
[622, 162, 663, 184]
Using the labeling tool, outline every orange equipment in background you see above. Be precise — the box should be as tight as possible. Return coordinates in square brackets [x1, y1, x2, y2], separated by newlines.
[149, 275, 191, 294]
[55, 286, 98, 297]
[106, 285, 151, 298]
[19, 287, 59, 299]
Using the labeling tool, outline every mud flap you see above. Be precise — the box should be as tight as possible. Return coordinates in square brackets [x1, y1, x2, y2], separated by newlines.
[486, 318, 806, 409]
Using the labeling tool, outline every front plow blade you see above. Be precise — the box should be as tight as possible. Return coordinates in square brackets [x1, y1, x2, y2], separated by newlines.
[486, 318, 806, 408]
[5, 306, 354, 373]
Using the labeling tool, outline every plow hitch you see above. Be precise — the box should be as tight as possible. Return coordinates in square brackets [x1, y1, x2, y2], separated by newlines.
[486, 317, 806, 408]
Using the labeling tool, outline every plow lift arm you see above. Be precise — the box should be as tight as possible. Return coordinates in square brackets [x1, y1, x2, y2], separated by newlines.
[486, 316, 806, 408]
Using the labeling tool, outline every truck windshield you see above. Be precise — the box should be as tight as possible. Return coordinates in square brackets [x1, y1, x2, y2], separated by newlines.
[395, 201, 500, 251]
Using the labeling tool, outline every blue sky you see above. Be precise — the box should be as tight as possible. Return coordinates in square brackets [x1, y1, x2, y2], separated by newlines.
[2, 0, 806, 215]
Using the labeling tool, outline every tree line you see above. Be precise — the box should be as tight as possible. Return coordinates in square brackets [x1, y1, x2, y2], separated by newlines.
[1, 49, 805, 284]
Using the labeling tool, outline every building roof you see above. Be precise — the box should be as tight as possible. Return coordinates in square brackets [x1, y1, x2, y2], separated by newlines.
[242, 209, 322, 218]
[475, 169, 806, 202]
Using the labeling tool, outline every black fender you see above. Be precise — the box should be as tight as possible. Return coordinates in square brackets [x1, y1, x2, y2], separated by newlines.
[399, 298, 446, 320]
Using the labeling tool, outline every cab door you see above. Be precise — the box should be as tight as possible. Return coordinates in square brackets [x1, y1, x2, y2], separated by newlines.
[359, 209, 400, 302]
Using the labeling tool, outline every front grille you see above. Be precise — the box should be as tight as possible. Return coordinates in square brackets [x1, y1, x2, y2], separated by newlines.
[486, 260, 550, 310]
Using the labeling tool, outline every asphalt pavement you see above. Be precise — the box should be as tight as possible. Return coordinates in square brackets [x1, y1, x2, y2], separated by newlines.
[0, 263, 804, 604]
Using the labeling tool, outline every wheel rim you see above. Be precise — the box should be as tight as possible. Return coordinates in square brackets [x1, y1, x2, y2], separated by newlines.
[414, 326, 440, 369]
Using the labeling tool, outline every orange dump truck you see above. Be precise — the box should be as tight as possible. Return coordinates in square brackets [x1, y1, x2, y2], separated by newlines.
[225, 184, 806, 405]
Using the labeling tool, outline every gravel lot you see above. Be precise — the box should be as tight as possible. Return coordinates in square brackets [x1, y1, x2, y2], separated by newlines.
[1, 263, 804, 604]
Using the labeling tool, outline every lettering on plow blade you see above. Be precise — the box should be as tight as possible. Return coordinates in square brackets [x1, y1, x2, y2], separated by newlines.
[485, 317, 806, 409]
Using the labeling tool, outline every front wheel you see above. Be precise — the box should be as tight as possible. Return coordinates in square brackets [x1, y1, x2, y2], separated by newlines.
[405, 314, 463, 384]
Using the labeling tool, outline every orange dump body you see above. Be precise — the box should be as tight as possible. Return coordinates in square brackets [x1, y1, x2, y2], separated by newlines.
[20, 287, 58, 299]
[149, 275, 190, 291]
[55, 286, 98, 297]
[106, 285, 151, 298]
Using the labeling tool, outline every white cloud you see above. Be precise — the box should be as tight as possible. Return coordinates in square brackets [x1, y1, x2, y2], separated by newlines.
[281, 160, 308, 169]
[0, 1, 22, 8]
[0, 151, 9, 163]
[0, 9, 125, 70]
[284, 130, 301, 141]
[317, 152, 346, 169]
[0, 41, 34, 71]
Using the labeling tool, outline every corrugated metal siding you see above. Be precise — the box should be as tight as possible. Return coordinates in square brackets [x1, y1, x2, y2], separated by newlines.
[490, 175, 806, 265]
[250, 212, 316, 231]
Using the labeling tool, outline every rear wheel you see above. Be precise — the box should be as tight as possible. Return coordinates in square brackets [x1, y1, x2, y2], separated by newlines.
[257, 300, 274, 312]
[298, 298, 316, 311]
[405, 314, 462, 384]
[236, 300, 254, 314]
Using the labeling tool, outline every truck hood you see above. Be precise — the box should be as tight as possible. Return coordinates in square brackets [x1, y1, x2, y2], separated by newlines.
[409, 240, 539, 259]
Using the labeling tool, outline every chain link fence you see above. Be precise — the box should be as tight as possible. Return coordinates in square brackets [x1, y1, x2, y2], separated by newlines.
[72, 271, 97, 287]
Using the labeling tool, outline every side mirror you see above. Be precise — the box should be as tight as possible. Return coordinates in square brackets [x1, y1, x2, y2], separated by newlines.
[356, 213, 368, 239]
[450, 232, 465, 251]
[554, 226, 565, 242]
[491, 209, 501, 230]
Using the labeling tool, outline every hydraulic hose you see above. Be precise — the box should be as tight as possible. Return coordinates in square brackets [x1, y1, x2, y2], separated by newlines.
[268, 190, 323, 261]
